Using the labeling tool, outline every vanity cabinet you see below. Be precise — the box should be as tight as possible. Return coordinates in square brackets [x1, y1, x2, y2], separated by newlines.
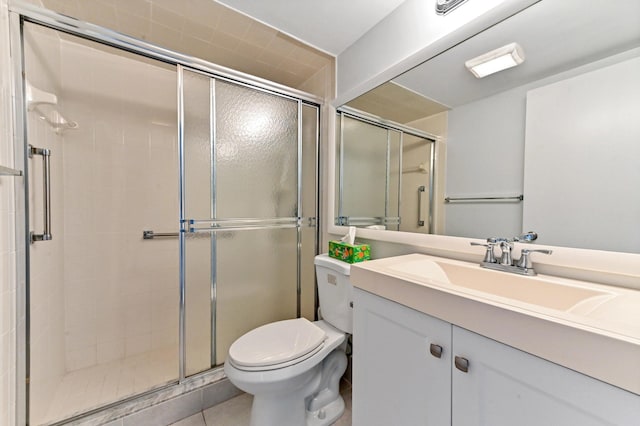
[353, 287, 452, 425]
[353, 288, 640, 426]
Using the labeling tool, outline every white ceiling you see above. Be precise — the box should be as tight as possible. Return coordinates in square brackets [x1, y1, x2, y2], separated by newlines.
[215, 0, 406, 55]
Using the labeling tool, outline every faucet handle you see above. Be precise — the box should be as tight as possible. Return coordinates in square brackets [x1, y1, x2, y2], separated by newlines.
[515, 231, 538, 242]
[470, 241, 497, 263]
[516, 249, 552, 269]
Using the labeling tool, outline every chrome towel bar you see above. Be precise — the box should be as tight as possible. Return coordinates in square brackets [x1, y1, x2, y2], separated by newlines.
[143, 230, 179, 239]
[0, 165, 22, 176]
[445, 194, 523, 203]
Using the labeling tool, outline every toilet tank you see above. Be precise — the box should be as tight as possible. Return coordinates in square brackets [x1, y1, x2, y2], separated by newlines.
[314, 254, 353, 334]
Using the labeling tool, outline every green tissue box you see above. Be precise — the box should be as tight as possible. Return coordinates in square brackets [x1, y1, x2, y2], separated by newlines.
[328, 240, 371, 264]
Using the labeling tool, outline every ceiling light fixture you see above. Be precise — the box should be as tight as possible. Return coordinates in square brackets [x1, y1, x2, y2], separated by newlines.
[465, 42, 525, 78]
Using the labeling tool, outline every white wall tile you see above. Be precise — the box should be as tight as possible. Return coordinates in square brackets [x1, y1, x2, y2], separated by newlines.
[67, 345, 98, 371]
[97, 339, 126, 365]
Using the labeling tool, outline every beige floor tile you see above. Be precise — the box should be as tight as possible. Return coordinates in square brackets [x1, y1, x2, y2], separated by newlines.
[203, 393, 252, 426]
[170, 412, 207, 426]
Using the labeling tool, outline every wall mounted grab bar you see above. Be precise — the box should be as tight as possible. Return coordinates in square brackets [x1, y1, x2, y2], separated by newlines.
[444, 194, 524, 203]
[29, 145, 52, 243]
[143, 230, 179, 239]
[418, 186, 426, 226]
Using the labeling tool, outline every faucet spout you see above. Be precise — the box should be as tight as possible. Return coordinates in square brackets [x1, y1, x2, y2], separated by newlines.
[498, 240, 513, 265]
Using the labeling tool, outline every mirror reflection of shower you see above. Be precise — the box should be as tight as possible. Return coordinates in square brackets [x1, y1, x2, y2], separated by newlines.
[336, 109, 437, 233]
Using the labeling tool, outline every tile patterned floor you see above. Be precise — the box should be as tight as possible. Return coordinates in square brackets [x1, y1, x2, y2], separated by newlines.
[35, 348, 177, 425]
[170, 382, 352, 426]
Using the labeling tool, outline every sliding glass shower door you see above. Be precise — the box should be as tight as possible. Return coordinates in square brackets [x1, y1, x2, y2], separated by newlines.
[19, 15, 319, 425]
[181, 67, 319, 376]
[23, 23, 180, 425]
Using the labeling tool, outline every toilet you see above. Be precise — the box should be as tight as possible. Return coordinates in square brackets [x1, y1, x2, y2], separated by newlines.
[224, 254, 353, 426]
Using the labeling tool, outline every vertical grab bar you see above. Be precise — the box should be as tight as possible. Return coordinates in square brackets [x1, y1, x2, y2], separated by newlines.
[417, 185, 426, 227]
[29, 145, 52, 243]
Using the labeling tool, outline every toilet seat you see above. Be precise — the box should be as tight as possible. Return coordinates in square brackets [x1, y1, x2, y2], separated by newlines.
[228, 318, 327, 371]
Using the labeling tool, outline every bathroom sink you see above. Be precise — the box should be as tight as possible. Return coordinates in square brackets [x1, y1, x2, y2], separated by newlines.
[387, 257, 612, 312]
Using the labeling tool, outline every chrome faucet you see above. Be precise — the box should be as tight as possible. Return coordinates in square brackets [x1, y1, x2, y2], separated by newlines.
[471, 232, 552, 276]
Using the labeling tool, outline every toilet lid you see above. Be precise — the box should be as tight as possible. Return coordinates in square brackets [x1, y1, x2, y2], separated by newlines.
[228, 318, 326, 368]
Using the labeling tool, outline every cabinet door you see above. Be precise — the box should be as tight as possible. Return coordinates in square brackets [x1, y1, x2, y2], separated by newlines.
[452, 326, 640, 426]
[353, 289, 451, 425]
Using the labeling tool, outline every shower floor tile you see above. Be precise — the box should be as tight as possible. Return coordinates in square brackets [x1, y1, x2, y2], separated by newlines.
[36, 347, 177, 425]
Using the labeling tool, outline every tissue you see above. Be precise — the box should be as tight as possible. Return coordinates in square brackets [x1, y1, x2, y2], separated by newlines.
[341, 226, 357, 245]
[329, 226, 371, 264]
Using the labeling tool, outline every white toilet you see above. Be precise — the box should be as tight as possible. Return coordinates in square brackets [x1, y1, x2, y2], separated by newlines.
[224, 254, 353, 426]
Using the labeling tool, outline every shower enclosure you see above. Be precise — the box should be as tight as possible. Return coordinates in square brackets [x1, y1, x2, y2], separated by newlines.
[11, 5, 319, 425]
[336, 109, 435, 233]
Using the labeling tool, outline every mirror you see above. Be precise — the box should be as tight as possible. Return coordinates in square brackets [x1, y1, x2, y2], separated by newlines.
[338, 0, 640, 253]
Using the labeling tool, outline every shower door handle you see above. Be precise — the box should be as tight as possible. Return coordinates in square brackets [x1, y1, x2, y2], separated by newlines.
[29, 145, 52, 243]
[417, 185, 426, 227]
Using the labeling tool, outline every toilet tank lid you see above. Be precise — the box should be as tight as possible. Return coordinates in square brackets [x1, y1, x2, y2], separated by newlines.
[314, 254, 351, 275]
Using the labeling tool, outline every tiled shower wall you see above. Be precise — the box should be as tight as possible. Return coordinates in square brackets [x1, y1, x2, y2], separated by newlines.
[0, 0, 18, 423]
[57, 37, 179, 371]
[23, 24, 67, 422]
[24, 25, 181, 421]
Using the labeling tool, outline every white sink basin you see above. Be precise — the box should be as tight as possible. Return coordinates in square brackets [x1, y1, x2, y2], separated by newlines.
[387, 257, 612, 312]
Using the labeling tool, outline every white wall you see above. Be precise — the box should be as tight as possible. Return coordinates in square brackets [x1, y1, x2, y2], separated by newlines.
[335, 0, 539, 105]
[523, 55, 640, 252]
[444, 48, 640, 242]
[445, 87, 525, 239]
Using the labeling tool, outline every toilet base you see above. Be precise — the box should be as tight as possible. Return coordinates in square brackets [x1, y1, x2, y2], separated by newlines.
[225, 321, 348, 426]
[306, 395, 345, 426]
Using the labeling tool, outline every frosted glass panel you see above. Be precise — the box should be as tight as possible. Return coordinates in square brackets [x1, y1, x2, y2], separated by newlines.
[215, 228, 298, 364]
[302, 104, 318, 220]
[184, 232, 212, 376]
[215, 81, 298, 218]
[180, 68, 318, 374]
[183, 69, 212, 219]
[388, 130, 402, 225]
[301, 105, 319, 320]
[182, 69, 214, 376]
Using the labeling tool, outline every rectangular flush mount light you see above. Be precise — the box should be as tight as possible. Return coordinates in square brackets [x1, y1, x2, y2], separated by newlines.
[465, 42, 525, 78]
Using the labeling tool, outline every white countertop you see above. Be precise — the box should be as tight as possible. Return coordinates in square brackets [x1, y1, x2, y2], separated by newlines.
[351, 253, 640, 395]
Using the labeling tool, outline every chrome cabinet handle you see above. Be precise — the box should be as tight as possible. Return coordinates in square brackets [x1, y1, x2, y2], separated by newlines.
[429, 343, 443, 358]
[454, 356, 469, 373]
[29, 145, 52, 243]
[417, 185, 426, 227]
